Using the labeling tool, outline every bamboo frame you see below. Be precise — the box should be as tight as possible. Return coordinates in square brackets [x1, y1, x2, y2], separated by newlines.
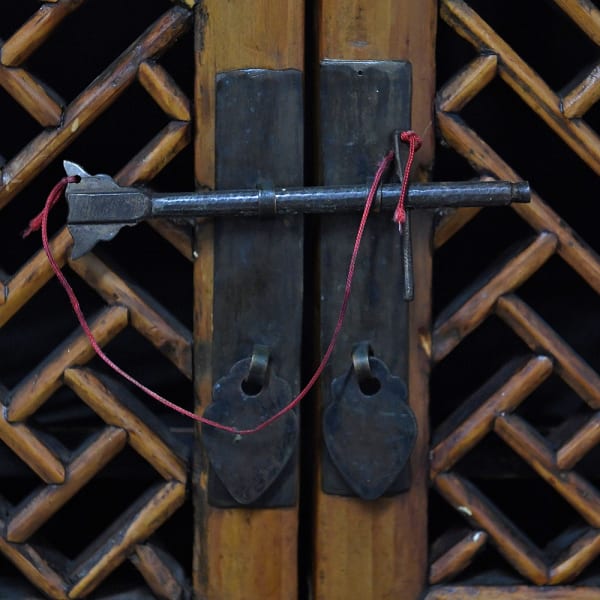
[193, 2, 305, 598]
[0, 3, 196, 596]
[313, 3, 437, 599]
[430, 0, 600, 589]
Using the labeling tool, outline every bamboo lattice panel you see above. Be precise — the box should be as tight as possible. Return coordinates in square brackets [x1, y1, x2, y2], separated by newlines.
[0, 1, 195, 597]
[430, 0, 600, 588]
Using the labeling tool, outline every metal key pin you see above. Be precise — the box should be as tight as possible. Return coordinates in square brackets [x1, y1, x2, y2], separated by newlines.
[393, 130, 415, 302]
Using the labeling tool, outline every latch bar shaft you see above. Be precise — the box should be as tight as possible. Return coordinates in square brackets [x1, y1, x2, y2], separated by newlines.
[68, 179, 530, 225]
[153, 180, 529, 217]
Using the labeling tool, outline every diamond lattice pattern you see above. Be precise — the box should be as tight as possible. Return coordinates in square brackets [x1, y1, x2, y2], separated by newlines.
[0, 2, 195, 597]
[430, 0, 600, 586]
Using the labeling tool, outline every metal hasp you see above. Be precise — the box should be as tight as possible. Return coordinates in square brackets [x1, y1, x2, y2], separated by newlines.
[323, 343, 417, 500]
[205, 68, 304, 508]
[202, 347, 299, 505]
[64, 166, 529, 259]
[318, 59, 414, 499]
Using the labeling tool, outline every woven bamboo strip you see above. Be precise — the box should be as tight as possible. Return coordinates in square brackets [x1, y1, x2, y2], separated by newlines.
[441, 0, 600, 174]
[0, 6, 192, 210]
[7, 427, 127, 543]
[117, 122, 191, 187]
[64, 367, 187, 482]
[0, 523, 68, 599]
[429, 530, 488, 584]
[562, 63, 600, 118]
[435, 207, 481, 249]
[0, 65, 62, 127]
[553, 0, 600, 45]
[434, 175, 496, 249]
[1, 0, 84, 67]
[435, 473, 548, 584]
[68, 481, 185, 598]
[8, 305, 129, 422]
[434, 53, 495, 249]
[115, 120, 194, 259]
[549, 529, 600, 584]
[494, 414, 600, 527]
[138, 61, 191, 121]
[147, 219, 194, 261]
[430, 355, 553, 476]
[0, 408, 65, 484]
[433, 232, 558, 363]
[0, 228, 71, 327]
[436, 112, 600, 295]
[131, 543, 188, 599]
[70, 252, 192, 378]
[115, 121, 191, 190]
[496, 295, 600, 409]
[557, 412, 600, 469]
[437, 54, 497, 113]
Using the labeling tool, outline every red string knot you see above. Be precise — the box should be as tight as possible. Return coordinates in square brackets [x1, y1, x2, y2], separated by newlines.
[23, 175, 81, 238]
[399, 130, 422, 150]
[393, 130, 423, 230]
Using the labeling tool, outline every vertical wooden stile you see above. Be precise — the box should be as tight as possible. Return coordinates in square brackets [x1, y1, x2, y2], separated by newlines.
[193, 3, 304, 599]
[313, 2, 437, 599]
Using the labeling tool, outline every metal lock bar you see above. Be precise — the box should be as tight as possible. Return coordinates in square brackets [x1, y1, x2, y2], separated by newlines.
[64, 164, 529, 260]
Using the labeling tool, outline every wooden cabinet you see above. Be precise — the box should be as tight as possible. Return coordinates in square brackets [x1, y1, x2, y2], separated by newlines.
[0, 1, 598, 598]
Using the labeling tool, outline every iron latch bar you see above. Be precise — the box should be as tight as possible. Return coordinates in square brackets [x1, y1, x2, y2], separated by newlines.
[63, 161, 530, 259]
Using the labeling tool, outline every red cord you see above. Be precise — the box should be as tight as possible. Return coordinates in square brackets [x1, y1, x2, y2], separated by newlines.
[393, 130, 422, 230]
[243, 150, 395, 434]
[24, 177, 240, 432]
[26, 143, 415, 435]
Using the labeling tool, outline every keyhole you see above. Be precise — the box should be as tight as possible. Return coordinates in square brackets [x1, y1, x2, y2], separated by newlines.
[241, 378, 263, 396]
[359, 376, 381, 396]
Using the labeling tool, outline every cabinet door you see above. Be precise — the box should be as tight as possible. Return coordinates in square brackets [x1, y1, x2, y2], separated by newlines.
[428, 2, 600, 599]
[0, 2, 598, 600]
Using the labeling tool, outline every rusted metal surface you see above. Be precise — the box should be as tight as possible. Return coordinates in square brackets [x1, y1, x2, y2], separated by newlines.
[64, 161, 528, 258]
[205, 67, 304, 509]
[323, 350, 416, 500]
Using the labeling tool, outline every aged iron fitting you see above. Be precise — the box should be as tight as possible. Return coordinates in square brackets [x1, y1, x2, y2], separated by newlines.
[206, 67, 304, 509]
[323, 343, 417, 500]
[393, 130, 416, 301]
[63, 160, 530, 259]
[202, 345, 299, 506]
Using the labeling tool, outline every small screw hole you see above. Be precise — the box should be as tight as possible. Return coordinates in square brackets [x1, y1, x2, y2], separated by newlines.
[359, 377, 381, 396]
[241, 378, 263, 396]
[357, 70, 363, 76]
